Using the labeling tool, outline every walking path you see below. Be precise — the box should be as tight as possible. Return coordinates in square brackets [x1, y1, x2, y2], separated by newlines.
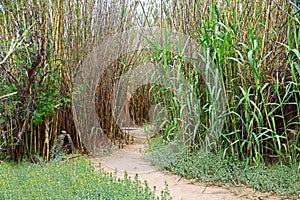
[91, 128, 281, 200]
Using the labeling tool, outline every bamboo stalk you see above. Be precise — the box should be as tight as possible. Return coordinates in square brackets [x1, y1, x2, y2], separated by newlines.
[43, 119, 49, 161]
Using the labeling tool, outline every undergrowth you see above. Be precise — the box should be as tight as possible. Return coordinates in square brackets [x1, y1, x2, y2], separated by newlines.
[145, 138, 300, 198]
[0, 158, 171, 200]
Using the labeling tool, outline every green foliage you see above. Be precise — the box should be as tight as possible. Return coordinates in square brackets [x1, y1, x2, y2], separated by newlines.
[0, 158, 171, 200]
[0, 0, 76, 161]
[144, 1, 300, 165]
[32, 67, 65, 125]
[146, 141, 300, 198]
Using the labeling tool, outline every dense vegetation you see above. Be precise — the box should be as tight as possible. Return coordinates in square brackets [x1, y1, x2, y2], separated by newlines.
[146, 139, 300, 197]
[0, 158, 170, 199]
[0, 0, 299, 198]
[143, 1, 300, 166]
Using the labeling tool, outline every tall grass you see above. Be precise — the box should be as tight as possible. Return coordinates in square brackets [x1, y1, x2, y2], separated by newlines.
[193, 1, 300, 164]
[0, 0, 299, 166]
[0, 0, 98, 161]
[133, 0, 300, 165]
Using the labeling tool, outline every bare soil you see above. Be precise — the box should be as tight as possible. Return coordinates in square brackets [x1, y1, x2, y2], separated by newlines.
[91, 128, 284, 200]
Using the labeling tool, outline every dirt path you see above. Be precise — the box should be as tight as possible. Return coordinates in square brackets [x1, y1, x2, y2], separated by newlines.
[91, 128, 281, 200]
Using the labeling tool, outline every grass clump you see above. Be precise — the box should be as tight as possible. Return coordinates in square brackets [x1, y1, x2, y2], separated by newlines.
[0, 158, 171, 200]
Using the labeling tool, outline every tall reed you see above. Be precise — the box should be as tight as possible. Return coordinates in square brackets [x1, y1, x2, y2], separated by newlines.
[0, 0, 299, 165]
[0, 0, 97, 161]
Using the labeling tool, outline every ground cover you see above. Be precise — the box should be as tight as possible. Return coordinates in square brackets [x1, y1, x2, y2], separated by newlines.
[0, 158, 171, 200]
[146, 139, 300, 199]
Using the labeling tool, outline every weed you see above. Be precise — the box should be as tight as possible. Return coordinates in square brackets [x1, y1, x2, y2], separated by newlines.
[0, 158, 171, 199]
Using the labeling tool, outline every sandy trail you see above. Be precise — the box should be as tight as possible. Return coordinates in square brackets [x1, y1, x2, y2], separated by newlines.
[91, 128, 281, 200]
